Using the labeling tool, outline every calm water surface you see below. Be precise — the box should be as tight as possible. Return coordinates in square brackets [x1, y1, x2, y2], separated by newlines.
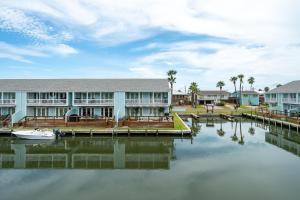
[1, 118, 300, 200]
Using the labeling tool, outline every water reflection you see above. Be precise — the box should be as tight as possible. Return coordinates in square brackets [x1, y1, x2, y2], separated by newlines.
[192, 117, 300, 157]
[231, 120, 239, 142]
[217, 120, 225, 137]
[266, 126, 300, 157]
[191, 118, 201, 136]
[0, 137, 177, 169]
[248, 121, 256, 135]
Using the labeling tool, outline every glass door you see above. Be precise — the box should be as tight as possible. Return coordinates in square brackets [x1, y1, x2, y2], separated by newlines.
[79, 107, 94, 117]
[102, 107, 113, 117]
[34, 107, 48, 117]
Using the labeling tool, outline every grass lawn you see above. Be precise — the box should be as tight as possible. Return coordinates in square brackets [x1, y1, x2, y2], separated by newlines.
[173, 113, 190, 130]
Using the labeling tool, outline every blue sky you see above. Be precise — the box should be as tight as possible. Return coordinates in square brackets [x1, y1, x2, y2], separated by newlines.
[0, 0, 300, 92]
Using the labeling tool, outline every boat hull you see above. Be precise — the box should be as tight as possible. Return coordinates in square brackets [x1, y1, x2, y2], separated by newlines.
[12, 130, 55, 140]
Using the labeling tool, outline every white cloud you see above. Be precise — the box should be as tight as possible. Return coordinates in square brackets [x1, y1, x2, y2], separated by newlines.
[44, 44, 79, 56]
[0, 42, 78, 63]
[1, 0, 299, 45]
[0, 7, 52, 41]
[130, 40, 300, 90]
[0, 0, 299, 88]
[129, 66, 165, 78]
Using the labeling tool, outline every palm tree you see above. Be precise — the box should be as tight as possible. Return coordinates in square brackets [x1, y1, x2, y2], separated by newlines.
[248, 121, 255, 135]
[237, 74, 244, 106]
[167, 70, 177, 104]
[248, 77, 255, 90]
[217, 120, 225, 136]
[238, 120, 245, 145]
[189, 82, 199, 108]
[264, 87, 270, 93]
[191, 119, 201, 136]
[230, 76, 238, 93]
[231, 121, 239, 142]
[216, 81, 225, 103]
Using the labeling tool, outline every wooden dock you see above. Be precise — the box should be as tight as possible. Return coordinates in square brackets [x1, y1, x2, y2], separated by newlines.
[0, 128, 192, 137]
[243, 113, 300, 132]
[220, 114, 235, 122]
[191, 113, 199, 119]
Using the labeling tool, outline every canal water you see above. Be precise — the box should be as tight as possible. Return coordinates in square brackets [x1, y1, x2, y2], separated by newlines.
[1, 118, 300, 200]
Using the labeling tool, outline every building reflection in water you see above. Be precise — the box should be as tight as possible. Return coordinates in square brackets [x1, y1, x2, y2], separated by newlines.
[0, 137, 176, 169]
[265, 126, 300, 157]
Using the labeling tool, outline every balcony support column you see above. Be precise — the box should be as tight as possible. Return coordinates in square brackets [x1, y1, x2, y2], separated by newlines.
[72, 92, 75, 106]
[86, 92, 88, 104]
[100, 92, 102, 104]
[152, 92, 154, 105]
[138, 92, 141, 104]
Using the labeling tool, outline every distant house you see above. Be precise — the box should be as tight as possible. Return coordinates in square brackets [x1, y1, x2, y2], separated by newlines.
[265, 80, 300, 113]
[197, 90, 230, 105]
[231, 91, 259, 106]
[172, 91, 190, 105]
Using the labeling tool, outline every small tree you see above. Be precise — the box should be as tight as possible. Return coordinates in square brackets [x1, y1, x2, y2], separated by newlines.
[134, 107, 139, 118]
[158, 107, 165, 116]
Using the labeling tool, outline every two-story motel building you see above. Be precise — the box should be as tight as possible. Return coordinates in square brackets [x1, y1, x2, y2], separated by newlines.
[0, 79, 171, 124]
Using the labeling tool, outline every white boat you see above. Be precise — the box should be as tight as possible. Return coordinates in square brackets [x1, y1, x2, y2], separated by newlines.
[12, 129, 56, 140]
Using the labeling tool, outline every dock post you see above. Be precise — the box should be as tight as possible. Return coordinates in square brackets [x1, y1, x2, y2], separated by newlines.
[90, 129, 93, 137]
[72, 129, 75, 137]
[156, 129, 159, 136]
[281, 122, 283, 130]
[128, 128, 130, 136]
[297, 126, 299, 134]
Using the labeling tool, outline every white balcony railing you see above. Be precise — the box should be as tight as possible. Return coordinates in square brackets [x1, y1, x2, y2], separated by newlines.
[0, 99, 16, 105]
[126, 99, 168, 106]
[27, 99, 67, 105]
[282, 98, 297, 103]
[267, 98, 277, 102]
[282, 98, 289, 103]
[74, 99, 114, 105]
